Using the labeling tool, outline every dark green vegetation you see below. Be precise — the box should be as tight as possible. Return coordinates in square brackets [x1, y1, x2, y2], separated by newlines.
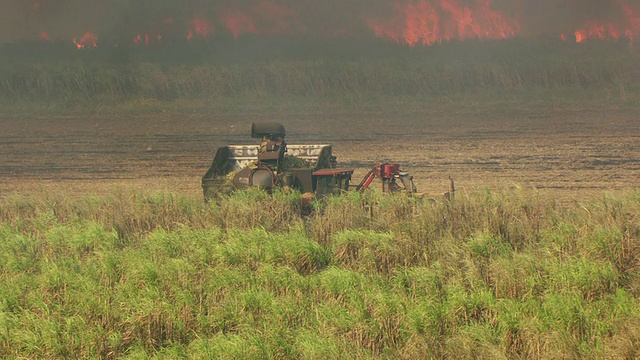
[1, 189, 639, 358]
[1, 38, 638, 115]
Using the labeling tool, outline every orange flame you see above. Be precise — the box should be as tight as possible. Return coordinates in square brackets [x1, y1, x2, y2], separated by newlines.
[368, 0, 519, 46]
[133, 33, 162, 45]
[219, 11, 256, 38]
[27, 0, 640, 47]
[216, 1, 303, 39]
[187, 17, 216, 40]
[73, 32, 97, 48]
[562, 2, 640, 43]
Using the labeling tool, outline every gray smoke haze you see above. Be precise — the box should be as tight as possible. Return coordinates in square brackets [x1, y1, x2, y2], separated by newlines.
[0, 0, 638, 43]
[518, 0, 640, 35]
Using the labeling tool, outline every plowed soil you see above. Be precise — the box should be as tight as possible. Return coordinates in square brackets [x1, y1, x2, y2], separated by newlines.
[1, 109, 638, 200]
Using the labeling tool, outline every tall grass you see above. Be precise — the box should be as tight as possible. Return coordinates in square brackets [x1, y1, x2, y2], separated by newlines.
[0, 39, 638, 114]
[3, 57, 633, 101]
[0, 188, 639, 358]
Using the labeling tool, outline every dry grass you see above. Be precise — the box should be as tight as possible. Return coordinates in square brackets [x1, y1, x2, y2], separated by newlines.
[1, 40, 638, 115]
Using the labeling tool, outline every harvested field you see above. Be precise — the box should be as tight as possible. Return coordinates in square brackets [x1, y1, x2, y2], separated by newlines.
[1, 107, 638, 200]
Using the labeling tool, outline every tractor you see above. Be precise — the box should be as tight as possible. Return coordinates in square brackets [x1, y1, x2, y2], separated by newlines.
[202, 122, 429, 201]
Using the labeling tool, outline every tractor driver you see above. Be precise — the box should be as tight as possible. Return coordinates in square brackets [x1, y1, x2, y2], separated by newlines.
[258, 134, 287, 170]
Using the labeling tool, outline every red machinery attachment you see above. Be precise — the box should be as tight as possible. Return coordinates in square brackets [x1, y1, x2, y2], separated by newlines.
[356, 163, 418, 194]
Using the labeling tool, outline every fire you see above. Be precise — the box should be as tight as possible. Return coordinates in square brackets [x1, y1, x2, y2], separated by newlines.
[248, 0, 304, 35]
[219, 11, 256, 39]
[569, 19, 627, 43]
[562, 2, 640, 43]
[25, 0, 640, 48]
[216, 0, 303, 39]
[73, 32, 97, 49]
[131, 17, 174, 45]
[574, 22, 620, 43]
[368, 0, 520, 46]
[133, 33, 162, 45]
[187, 17, 216, 40]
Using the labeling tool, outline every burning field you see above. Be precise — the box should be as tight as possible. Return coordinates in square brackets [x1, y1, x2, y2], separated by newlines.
[1, 28, 639, 198]
[1, 2, 640, 358]
[4, 0, 640, 46]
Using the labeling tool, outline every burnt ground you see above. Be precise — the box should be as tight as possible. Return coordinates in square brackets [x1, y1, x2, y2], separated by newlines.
[1, 109, 639, 200]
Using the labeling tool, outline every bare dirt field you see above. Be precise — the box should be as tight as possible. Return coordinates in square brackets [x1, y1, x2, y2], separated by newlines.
[1, 108, 638, 200]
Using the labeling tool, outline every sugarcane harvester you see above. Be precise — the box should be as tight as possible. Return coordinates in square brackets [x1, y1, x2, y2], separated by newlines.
[201, 122, 421, 201]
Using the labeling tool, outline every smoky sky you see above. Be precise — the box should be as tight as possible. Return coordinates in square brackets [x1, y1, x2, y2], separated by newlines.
[0, 0, 638, 43]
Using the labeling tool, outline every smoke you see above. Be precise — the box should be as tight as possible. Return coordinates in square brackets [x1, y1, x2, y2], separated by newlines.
[0, 0, 638, 43]
[518, 0, 640, 36]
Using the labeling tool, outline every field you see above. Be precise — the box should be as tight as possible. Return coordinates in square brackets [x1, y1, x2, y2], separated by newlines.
[1, 39, 640, 358]
[1, 39, 639, 198]
[1, 106, 638, 199]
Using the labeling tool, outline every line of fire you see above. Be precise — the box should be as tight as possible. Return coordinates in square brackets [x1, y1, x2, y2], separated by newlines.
[10, 0, 640, 49]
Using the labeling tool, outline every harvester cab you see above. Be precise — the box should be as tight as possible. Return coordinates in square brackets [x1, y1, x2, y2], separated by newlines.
[252, 122, 287, 171]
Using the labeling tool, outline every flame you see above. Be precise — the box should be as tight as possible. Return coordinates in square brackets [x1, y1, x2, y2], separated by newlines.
[562, 1, 640, 43]
[249, 0, 305, 35]
[217, 0, 303, 39]
[219, 11, 256, 38]
[73, 32, 97, 49]
[133, 33, 146, 45]
[569, 19, 625, 43]
[133, 33, 162, 45]
[25, 0, 640, 48]
[368, 0, 519, 46]
[575, 23, 620, 43]
[187, 17, 216, 40]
